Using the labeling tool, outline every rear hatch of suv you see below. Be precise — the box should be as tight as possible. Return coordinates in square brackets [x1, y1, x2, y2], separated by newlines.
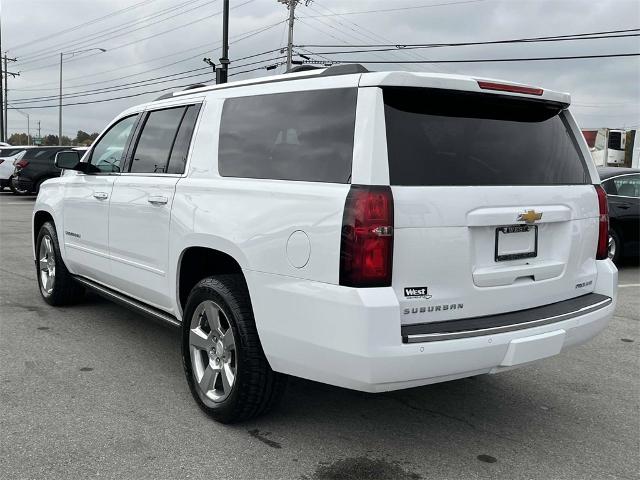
[383, 86, 599, 326]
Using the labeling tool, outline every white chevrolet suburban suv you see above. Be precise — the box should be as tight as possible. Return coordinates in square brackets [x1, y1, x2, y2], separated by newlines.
[33, 64, 618, 423]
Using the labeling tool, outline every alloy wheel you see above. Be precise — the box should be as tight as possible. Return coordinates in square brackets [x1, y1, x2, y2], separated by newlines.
[189, 300, 237, 403]
[39, 235, 56, 294]
[608, 234, 617, 260]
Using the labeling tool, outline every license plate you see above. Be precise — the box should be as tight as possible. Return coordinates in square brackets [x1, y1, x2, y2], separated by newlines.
[495, 225, 538, 262]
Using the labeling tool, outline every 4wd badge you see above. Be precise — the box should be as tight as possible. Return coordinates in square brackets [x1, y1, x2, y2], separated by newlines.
[404, 287, 432, 299]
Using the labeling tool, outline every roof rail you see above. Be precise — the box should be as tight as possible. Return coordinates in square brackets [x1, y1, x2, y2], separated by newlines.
[320, 64, 369, 76]
[168, 63, 369, 98]
[154, 83, 210, 101]
[289, 64, 322, 73]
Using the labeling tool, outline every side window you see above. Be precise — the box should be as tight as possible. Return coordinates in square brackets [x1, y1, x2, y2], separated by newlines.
[613, 174, 640, 198]
[166, 104, 200, 174]
[602, 179, 617, 195]
[218, 88, 357, 183]
[90, 115, 139, 173]
[129, 107, 186, 174]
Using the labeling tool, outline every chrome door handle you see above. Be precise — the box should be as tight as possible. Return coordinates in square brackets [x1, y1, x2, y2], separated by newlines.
[93, 192, 108, 200]
[148, 195, 168, 205]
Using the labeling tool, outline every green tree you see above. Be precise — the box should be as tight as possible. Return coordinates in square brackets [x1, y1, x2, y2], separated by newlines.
[76, 130, 91, 144]
[8, 132, 28, 145]
[43, 134, 58, 145]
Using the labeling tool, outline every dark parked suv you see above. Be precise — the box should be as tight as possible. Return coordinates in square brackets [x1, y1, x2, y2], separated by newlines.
[11, 147, 72, 195]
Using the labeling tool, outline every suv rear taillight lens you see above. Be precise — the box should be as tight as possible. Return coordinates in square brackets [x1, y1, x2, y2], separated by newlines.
[595, 185, 609, 260]
[339, 185, 394, 287]
[15, 159, 29, 169]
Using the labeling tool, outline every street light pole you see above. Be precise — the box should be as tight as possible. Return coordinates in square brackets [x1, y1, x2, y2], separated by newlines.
[59, 47, 106, 145]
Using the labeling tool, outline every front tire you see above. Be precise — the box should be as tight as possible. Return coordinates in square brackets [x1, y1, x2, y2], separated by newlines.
[36, 221, 85, 305]
[182, 275, 287, 423]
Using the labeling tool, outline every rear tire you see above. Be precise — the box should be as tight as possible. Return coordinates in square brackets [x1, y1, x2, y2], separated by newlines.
[608, 229, 622, 264]
[36, 221, 85, 305]
[10, 177, 30, 195]
[182, 274, 287, 423]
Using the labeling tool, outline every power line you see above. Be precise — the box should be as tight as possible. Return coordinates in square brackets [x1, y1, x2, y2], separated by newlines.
[300, 52, 640, 64]
[11, 68, 211, 104]
[9, 0, 159, 52]
[300, 0, 486, 18]
[19, 0, 256, 74]
[298, 32, 640, 56]
[308, 0, 450, 73]
[11, 55, 286, 105]
[295, 27, 640, 48]
[13, 20, 286, 92]
[7, 57, 286, 110]
[15, 0, 218, 68]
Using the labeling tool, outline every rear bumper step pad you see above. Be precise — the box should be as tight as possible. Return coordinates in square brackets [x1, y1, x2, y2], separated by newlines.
[402, 293, 612, 343]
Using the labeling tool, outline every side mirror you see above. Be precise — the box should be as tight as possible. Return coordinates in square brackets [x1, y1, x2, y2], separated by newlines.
[55, 150, 83, 171]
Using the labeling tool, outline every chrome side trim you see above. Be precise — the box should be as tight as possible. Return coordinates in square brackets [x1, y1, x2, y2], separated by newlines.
[75, 276, 181, 327]
[404, 297, 612, 343]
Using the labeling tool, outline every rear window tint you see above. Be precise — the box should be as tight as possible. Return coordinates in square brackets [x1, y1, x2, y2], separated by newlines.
[218, 88, 357, 183]
[384, 88, 589, 186]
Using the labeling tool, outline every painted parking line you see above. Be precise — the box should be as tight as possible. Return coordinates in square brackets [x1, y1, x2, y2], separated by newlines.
[618, 284, 640, 288]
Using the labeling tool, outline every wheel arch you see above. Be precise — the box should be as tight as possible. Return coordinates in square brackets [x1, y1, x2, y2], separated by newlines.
[33, 209, 55, 260]
[176, 245, 248, 314]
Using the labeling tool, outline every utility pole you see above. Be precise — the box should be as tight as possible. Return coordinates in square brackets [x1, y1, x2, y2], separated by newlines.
[38, 120, 41, 138]
[286, 0, 295, 72]
[2, 54, 18, 142]
[278, 1, 312, 72]
[216, 0, 230, 84]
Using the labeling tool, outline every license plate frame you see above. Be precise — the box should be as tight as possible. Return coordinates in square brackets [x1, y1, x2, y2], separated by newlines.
[494, 225, 538, 262]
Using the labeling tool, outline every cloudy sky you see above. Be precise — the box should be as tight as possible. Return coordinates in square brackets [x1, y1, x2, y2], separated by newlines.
[2, 0, 639, 139]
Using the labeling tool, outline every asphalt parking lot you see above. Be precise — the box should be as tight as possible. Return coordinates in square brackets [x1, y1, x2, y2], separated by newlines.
[0, 191, 638, 480]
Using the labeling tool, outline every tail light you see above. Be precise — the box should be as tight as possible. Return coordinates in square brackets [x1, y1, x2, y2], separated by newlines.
[15, 159, 29, 169]
[339, 185, 394, 287]
[595, 185, 609, 260]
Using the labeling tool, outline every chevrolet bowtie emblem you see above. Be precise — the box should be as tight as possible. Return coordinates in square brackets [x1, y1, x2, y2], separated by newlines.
[517, 210, 543, 224]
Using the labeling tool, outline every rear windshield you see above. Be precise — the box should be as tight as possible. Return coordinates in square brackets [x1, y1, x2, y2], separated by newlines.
[383, 88, 590, 186]
[24, 148, 62, 160]
[0, 148, 24, 157]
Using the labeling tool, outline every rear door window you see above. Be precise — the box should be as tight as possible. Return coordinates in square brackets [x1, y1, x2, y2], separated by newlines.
[166, 104, 200, 174]
[218, 88, 357, 183]
[383, 88, 590, 186]
[130, 107, 186, 174]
